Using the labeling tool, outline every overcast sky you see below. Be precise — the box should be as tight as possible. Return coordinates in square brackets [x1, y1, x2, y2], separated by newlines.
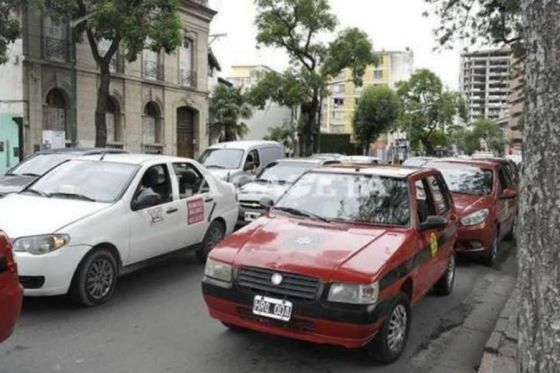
[209, 0, 462, 90]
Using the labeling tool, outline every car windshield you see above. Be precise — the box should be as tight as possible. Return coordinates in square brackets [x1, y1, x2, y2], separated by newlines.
[8, 154, 76, 176]
[26, 160, 139, 203]
[403, 158, 430, 167]
[199, 149, 244, 170]
[257, 162, 315, 183]
[437, 166, 494, 196]
[275, 172, 411, 226]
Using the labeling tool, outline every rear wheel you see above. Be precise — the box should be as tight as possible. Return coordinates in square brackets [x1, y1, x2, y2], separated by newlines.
[366, 292, 411, 364]
[505, 217, 517, 241]
[483, 233, 499, 267]
[434, 253, 456, 296]
[196, 220, 225, 263]
[69, 248, 118, 307]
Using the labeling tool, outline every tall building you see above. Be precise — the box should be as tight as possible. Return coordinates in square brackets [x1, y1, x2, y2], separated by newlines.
[0, 0, 216, 170]
[227, 65, 296, 142]
[507, 58, 524, 152]
[321, 50, 414, 135]
[460, 48, 512, 124]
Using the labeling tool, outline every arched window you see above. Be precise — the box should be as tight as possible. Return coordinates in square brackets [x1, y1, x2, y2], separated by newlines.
[106, 96, 122, 143]
[143, 102, 162, 144]
[44, 88, 68, 139]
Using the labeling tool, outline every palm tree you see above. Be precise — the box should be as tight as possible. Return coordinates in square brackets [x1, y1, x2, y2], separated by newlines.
[209, 85, 252, 143]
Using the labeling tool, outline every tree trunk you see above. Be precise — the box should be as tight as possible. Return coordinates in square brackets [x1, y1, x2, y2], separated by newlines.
[95, 65, 111, 148]
[518, 1, 560, 372]
[299, 95, 319, 157]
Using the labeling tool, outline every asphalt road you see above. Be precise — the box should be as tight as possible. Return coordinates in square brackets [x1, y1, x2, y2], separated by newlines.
[0, 242, 517, 373]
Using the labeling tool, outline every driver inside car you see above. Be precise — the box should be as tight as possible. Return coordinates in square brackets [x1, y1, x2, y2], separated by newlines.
[136, 167, 162, 203]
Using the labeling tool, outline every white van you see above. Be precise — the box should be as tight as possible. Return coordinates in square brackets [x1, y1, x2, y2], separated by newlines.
[199, 141, 285, 186]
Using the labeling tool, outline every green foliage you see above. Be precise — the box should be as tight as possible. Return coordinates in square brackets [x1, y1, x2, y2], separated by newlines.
[353, 86, 400, 148]
[251, 0, 376, 155]
[452, 119, 506, 155]
[210, 85, 253, 143]
[264, 122, 298, 154]
[424, 0, 523, 55]
[0, 0, 26, 64]
[451, 128, 479, 155]
[319, 133, 356, 155]
[397, 69, 465, 155]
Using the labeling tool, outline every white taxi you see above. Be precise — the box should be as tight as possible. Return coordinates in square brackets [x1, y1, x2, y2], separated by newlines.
[0, 154, 238, 306]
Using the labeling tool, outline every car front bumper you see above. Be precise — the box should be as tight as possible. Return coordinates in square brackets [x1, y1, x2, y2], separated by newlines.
[202, 282, 389, 349]
[455, 220, 495, 256]
[237, 204, 265, 227]
[15, 244, 92, 296]
[0, 276, 23, 343]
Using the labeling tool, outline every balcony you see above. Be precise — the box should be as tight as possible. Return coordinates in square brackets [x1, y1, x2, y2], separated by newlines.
[143, 60, 164, 81]
[142, 143, 164, 155]
[43, 37, 69, 62]
[180, 69, 198, 88]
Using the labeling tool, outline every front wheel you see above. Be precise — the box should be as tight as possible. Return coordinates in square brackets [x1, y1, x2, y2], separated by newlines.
[196, 220, 225, 263]
[366, 292, 411, 364]
[434, 253, 456, 296]
[483, 233, 499, 267]
[69, 249, 118, 307]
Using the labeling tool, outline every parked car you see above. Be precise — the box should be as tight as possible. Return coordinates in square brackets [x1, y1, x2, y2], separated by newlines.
[237, 158, 341, 226]
[402, 157, 435, 167]
[426, 159, 518, 266]
[341, 155, 383, 165]
[0, 154, 238, 306]
[475, 157, 520, 187]
[0, 230, 23, 343]
[310, 153, 345, 160]
[202, 165, 457, 363]
[0, 148, 127, 197]
[199, 141, 285, 187]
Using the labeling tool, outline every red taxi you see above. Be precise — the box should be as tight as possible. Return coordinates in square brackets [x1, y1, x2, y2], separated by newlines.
[202, 166, 457, 363]
[426, 159, 518, 266]
[0, 230, 23, 343]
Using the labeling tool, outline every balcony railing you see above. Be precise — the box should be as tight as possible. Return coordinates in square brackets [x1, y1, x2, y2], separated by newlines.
[44, 37, 69, 62]
[142, 143, 164, 155]
[180, 69, 197, 88]
[143, 60, 165, 81]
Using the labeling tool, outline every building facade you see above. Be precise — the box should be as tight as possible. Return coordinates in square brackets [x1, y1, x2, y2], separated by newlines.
[507, 58, 524, 152]
[460, 48, 512, 124]
[0, 0, 216, 163]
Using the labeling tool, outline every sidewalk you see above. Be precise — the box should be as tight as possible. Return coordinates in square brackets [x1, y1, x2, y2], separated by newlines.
[478, 290, 518, 373]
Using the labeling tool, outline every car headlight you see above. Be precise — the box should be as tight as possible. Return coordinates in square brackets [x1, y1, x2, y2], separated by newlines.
[328, 282, 379, 305]
[13, 234, 70, 256]
[204, 258, 233, 288]
[461, 209, 490, 226]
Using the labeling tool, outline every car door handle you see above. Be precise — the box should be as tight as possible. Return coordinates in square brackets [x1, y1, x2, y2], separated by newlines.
[205, 198, 214, 203]
[166, 208, 178, 214]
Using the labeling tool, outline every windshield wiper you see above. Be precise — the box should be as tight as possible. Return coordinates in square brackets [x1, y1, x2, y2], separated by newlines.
[50, 192, 97, 202]
[206, 165, 226, 169]
[23, 189, 51, 198]
[21, 173, 40, 177]
[274, 206, 330, 223]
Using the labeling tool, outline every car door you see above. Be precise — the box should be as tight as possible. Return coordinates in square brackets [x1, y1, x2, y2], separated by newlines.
[127, 163, 181, 263]
[496, 167, 515, 239]
[172, 162, 215, 248]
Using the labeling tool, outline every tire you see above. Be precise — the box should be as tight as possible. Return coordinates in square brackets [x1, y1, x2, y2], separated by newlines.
[366, 292, 411, 364]
[505, 217, 516, 241]
[69, 248, 118, 307]
[196, 220, 225, 263]
[483, 232, 499, 267]
[434, 253, 456, 296]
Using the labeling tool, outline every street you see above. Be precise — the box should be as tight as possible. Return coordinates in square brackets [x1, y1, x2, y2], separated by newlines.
[0, 241, 517, 373]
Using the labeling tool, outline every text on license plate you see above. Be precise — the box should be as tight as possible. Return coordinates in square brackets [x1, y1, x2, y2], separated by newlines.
[252, 296, 293, 322]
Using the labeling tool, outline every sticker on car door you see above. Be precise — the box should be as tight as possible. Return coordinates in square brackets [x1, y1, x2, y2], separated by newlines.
[147, 207, 164, 225]
[430, 232, 438, 257]
[187, 198, 205, 225]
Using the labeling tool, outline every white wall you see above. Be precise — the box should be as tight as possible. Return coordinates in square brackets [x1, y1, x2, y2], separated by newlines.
[0, 39, 24, 117]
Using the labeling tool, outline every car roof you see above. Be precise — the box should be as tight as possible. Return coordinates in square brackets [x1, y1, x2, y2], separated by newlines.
[79, 153, 195, 165]
[273, 158, 327, 165]
[427, 158, 500, 169]
[207, 141, 281, 150]
[314, 164, 428, 179]
[35, 148, 127, 156]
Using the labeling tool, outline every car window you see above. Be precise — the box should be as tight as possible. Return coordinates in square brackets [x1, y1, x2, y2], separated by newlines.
[133, 164, 173, 209]
[9, 153, 75, 176]
[257, 162, 314, 183]
[199, 149, 244, 170]
[245, 149, 261, 170]
[173, 163, 208, 199]
[498, 168, 510, 195]
[427, 176, 450, 215]
[415, 179, 436, 224]
[436, 166, 494, 196]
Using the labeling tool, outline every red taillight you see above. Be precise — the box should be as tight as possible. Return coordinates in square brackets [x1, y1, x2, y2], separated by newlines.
[0, 233, 16, 273]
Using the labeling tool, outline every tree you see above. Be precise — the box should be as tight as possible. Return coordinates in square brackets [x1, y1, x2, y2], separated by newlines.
[43, 0, 182, 147]
[396, 69, 465, 155]
[264, 122, 298, 156]
[353, 85, 400, 152]
[209, 85, 252, 143]
[516, 1, 560, 371]
[471, 118, 506, 155]
[0, 0, 25, 64]
[451, 127, 479, 155]
[250, 0, 377, 156]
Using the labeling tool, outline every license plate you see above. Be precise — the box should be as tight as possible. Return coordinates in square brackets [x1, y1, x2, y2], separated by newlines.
[245, 211, 261, 222]
[252, 296, 293, 322]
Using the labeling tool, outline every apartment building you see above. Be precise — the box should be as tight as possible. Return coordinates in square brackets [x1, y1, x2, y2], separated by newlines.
[0, 0, 216, 166]
[507, 58, 524, 152]
[460, 48, 512, 124]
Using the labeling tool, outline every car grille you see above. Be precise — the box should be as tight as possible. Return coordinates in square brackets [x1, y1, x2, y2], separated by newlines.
[239, 200, 262, 210]
[237, 267, 321, 301]
[236, 306, 316, 333]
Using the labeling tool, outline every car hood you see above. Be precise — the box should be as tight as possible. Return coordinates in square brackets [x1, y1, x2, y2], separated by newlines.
[217, 217, 405, 282]
[452, 193, 494, 216]
[238, 182, 290, 202]
[0, 194, 111, 239]
[0, 175, 37, 195]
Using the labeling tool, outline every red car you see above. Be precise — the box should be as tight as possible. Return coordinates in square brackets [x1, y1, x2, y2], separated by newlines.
[202, 166, 457, 363]
[0, 230, 23, 343]
[426, 159, 518, 266]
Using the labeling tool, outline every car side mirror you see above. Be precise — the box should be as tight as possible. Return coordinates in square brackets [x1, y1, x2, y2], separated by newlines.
[132, 193, 162, 211]
[420, 216, 448, 231]
[500, 188, 517, 200]
[260, 197, 274, 211]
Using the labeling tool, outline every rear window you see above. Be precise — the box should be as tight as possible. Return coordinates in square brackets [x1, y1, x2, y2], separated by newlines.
[434, 165, 494, 196]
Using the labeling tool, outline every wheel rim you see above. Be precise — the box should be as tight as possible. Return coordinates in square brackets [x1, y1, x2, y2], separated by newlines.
[207, 225, 224, 251]
[86, 258, 115, 300]
[447, 255, 455, 287]
[387, 304, 408, 353]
